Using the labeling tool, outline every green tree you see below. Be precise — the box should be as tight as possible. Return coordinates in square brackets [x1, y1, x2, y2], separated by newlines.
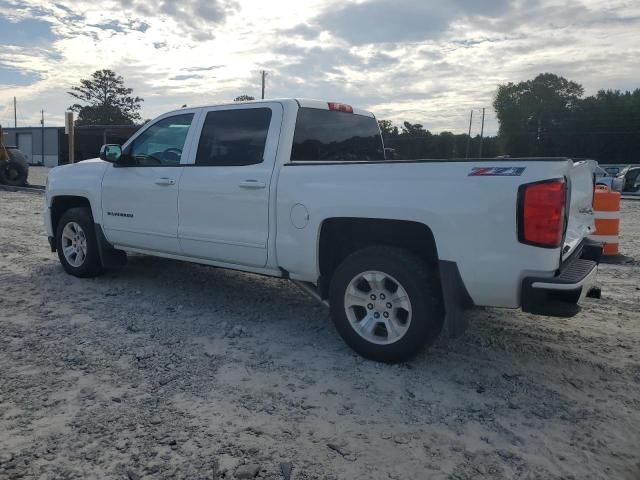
[435, 131, 457, 158]
[234, 95, 255, 102]
[378, 119, 399, 137]
[392, 123, 433, 159]
[493, 73, 583, 156]
[400, 121, 429, 137]
[571, 89, 640, 162]
[68, 69, 143, 126]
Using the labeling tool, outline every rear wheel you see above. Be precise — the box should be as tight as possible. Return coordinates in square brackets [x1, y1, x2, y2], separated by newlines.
[329, 246, 443, 363]
[56, 207, 103, 277]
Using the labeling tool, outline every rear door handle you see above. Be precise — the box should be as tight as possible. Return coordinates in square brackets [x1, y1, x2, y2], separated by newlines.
[155, 177, 175, 186]
[239, 180, 266, 189]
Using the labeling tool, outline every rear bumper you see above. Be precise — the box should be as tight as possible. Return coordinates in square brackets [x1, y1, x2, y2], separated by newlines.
[521, 240, 602, 317]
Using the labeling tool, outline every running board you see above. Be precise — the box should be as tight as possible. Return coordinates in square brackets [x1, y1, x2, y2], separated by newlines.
[291, 280, 329, 308]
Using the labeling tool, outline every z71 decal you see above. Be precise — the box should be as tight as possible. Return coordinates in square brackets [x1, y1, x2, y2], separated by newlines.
[469, 167, 526, 176]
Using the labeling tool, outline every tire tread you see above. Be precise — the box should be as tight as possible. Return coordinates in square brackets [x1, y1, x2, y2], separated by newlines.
[329, 245, 443, 363]
[56, 207, 103, 278]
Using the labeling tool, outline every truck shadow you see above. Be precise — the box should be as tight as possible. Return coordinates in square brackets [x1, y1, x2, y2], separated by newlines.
[29, 255, 640, 468]
[599, 253, 637, 265]
[34, 253, 627, 378]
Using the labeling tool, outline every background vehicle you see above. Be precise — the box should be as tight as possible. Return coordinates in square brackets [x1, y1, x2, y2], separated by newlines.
[44, 99, 601, 362]
[618, 166, 640, 192]
[603, 166, 622, 176]
[594, 165, 623, 192]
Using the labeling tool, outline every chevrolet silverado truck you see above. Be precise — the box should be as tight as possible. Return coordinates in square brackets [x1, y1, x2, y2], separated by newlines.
[45, 99, 602, 362]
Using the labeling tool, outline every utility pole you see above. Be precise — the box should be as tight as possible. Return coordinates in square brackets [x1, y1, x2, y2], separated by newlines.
[41, 110, 45, 165]
[478, 107, 486, 158]
[65, 111, 75, 163]
[13, 97, 17, 128]
[261, 70, 267, 100]
[465, 109, 473, 159]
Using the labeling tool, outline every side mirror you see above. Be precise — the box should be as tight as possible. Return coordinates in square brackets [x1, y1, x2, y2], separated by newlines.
[99, 144, 122, 163]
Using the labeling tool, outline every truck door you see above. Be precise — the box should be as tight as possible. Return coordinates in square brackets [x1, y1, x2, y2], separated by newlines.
[101, 112, 198, 254]
[177, 103, 283, 267]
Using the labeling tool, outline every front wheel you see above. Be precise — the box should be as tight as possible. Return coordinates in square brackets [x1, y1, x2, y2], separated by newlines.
[56, 207, 103, 277]
[329, 246, 443, 363]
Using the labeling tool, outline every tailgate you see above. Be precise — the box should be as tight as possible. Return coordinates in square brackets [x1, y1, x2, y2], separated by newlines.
[563, 160, 596, 261]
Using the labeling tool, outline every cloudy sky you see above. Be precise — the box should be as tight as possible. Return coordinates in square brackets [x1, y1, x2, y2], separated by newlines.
[0, 0, 638, 135]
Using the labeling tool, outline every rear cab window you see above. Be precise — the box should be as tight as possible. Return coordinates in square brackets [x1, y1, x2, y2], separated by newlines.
[291, 107, 384, 162]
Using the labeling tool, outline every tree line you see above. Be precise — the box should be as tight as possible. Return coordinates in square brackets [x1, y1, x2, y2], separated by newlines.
[378, 120, 500, 160]
[68, 70, 638, 163]
[379, 73, 639, 162]
[493, 73, 639, 163]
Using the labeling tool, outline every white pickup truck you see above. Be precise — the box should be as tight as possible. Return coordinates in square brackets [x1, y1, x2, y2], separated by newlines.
[45, 99, 602, 362]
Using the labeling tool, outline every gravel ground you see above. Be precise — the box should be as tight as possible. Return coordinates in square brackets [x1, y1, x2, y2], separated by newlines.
[26, 166, 50, 187]
[0, 191, 639, 480]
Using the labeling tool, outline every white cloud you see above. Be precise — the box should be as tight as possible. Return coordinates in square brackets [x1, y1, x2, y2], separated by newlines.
[0, 0, 638, 135]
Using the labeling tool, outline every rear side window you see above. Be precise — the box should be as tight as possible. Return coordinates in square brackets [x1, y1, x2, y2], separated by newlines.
[291, 108, 384, 162]
[196, 108, 272, 166]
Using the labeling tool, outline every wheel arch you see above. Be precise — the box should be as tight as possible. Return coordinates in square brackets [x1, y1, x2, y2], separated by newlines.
[317, 217, 473, 338]
[50, 195, 94, 239]
[317, 217, 440, 298]
[50, 195, 126, 268]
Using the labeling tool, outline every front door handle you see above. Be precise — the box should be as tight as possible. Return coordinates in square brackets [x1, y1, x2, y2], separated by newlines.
[155, 177, 175, 186]
[239, 180, 266, 189]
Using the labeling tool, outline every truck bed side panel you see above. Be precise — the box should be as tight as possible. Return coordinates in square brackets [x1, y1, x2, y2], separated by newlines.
[276, 160, 576, 308]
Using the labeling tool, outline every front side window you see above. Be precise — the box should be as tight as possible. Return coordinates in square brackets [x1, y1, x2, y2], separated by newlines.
[291, 108, 385, 162]
[129, 113, 194, 166]
[195, 108, 272, 166]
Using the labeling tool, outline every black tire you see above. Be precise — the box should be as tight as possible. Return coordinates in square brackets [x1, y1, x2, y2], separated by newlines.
[329, 246, 443, 363]
[0, 149, 29, 186]
[56, 207, 103, 277]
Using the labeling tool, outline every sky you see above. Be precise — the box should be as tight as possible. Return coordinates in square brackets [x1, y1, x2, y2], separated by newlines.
[0, 0, 639, 135]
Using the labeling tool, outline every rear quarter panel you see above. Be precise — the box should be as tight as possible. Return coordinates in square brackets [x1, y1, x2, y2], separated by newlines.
[275, 159, 576, 308]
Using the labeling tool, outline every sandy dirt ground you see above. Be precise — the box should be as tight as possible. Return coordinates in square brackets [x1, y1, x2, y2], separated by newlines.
[0, 191, 638, 480]
[25, 167, 50, 187]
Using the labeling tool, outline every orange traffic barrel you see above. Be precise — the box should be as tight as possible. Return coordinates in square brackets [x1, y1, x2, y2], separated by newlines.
[589, 185, 620, 255]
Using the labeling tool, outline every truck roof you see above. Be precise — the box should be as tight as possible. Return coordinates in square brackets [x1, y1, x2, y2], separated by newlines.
[173, 98, 375, 118]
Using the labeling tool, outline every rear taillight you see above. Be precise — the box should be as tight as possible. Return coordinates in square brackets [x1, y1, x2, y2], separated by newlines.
[327, 102, 353, 113]
[518, 179, 567, 248]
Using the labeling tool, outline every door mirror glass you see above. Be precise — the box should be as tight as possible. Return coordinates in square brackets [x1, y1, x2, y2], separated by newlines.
[100, 144, 122, 163]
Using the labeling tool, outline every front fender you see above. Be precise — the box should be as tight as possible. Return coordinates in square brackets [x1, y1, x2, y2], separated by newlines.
[46, 159, 109, 221]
